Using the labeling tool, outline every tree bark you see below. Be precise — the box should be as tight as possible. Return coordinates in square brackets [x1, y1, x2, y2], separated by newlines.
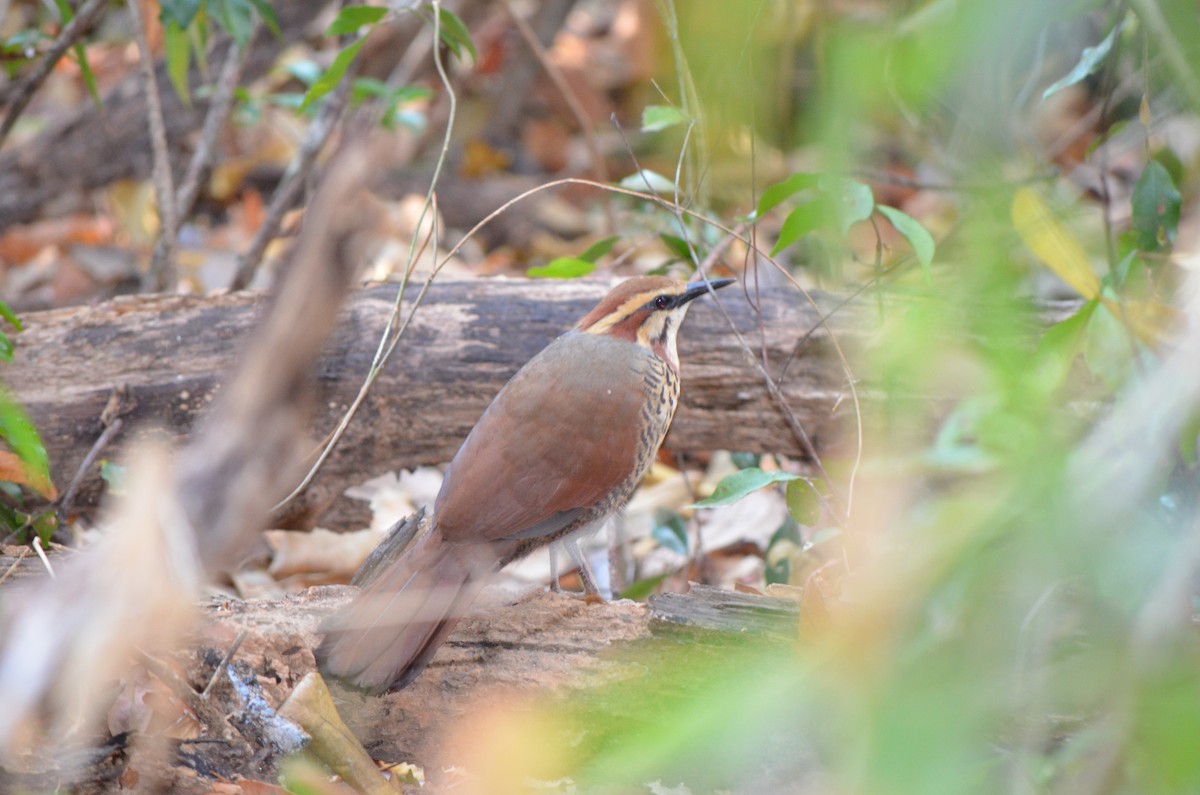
[10, 279, 864, 525]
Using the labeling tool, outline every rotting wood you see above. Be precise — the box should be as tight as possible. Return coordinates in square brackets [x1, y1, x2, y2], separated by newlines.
[7, 280, 1082, 529]
[649, 582, 800, 638]
[0, 581, 806, 792]
[10, 280, 861, 527]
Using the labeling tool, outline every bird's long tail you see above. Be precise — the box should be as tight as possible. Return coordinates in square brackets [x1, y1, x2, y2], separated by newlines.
[316, 527, 490, 693]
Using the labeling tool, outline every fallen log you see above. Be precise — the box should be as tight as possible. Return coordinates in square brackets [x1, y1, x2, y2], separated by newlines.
[0, 582, 805, 793]
[9, 279, 859, 527]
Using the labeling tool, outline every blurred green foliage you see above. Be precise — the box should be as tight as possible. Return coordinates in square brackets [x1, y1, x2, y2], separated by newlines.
[507, 1, 1200, 792]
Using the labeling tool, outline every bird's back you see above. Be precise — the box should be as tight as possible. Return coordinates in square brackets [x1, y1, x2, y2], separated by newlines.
[435, 331, 677, 560]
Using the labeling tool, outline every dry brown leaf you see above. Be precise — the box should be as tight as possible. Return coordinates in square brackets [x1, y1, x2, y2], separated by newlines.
[107, 666, 201, 740]
[0, 215, 115, 265]
[0, 450, 57, 500]
[264, 527, 383, 581]
[460, 139, 512, 179]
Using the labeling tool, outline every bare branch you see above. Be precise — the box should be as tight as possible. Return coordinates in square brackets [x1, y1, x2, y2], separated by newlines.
[0, 0, 108, 151]
[230, 68, 356, 291]
[127, 0, 179, 292]
[175, 38, 252, 223]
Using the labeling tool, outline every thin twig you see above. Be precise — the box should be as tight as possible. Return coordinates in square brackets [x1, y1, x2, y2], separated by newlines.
[128, 0, 180, 292]
[58, 418, 123, 520]
[0, 0, 108, 150]
[0, 547, 30, 588]
[275, 1, 461, 510]
[32, 537, 55, 579]
[850, 168, 1058, 193]
[230, 70, 355, 291]
[149, 37, 252, 286]
[699, 221, 745, 272]
[135, 648, 203, 703]
[502, 0, 616, 236]
[176, 38, 252, 224]
[655, 0, 707, 205]
[202, 629, 247, 698]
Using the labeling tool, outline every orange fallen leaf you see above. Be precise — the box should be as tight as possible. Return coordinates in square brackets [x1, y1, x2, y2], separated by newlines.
[0, 450, 56, 500]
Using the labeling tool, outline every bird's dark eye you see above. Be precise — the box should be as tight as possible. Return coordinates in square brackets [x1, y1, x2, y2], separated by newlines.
[653, 295, 672, 310]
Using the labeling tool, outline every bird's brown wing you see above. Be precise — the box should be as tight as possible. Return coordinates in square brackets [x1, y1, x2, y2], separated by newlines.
[435, 333, 650, 545]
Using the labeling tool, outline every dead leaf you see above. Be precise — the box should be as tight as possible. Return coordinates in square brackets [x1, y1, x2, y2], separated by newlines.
[265, 527, 384, 581]
[0, 450, 57, 500]
[1012, 187, 1099, 299]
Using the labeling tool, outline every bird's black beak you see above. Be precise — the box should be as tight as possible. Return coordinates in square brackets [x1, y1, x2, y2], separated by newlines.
[680, 277, 735, 306]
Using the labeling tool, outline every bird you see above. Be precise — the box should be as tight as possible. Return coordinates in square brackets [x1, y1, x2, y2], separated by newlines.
[317, 275, 734, 693]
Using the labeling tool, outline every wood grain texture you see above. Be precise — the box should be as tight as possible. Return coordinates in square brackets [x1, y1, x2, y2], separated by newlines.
[9, 279, 855, 524]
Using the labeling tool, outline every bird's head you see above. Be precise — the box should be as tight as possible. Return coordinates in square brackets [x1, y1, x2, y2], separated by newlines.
[575, 276, 734, 370]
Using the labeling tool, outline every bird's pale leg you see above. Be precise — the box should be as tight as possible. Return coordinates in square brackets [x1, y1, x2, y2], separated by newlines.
[562, 536, 600, 597]
[548, 536, 602, 597]
[549, 542, 561, 592]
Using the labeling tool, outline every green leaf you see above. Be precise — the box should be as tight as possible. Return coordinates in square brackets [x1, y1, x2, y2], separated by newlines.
[1178, 410, 1200, 468]
[326, 5, 387, 36]
[246, 0, 281, 37]
[729, 452, 760, 470]
[1084, 297, 1133, 390]
[51, 0, 100, 108]
[785, 478, 821, 526]
[690, 468, 801, 509]
[1131, 160, 1182, 252]
[193, 16, 210, 71]
[925, 398, 998, 473]
[300, 38, 365, 112]
[1042, 18, 1128, 101]
[350, 76, 392, 100]
[651, 509, 689, 555]
[579, 236, 619, 264]
[73, 42, 101, 107]
[0, 333, 12, 363]
[823, 176, 875, 235]
[434, 6, 476, 62]
[213, 0, 255, 46]
[756, 173, 820, 217]
[527, 258, 596, 279]
[619, 169, 676, 194]
[1085, 119, 1128, 159]
[659, 233, 693, 262]
[764, 518, 802, 585]
[641, 105, 688, 133]
[620, 572, 670, 601]
[1029, 299, 1096, 397]
[33, 511, 57, 546]
[164, 21, 192, 104]
[770, 198, 826, 256]
[285, 59, 322, 86]
[0, 300, 23, 332]
[0, 391, 50, 498]
[101, 460, 127, 494]
[877, 204, 935, 280]
[159, 0, 202, 28]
